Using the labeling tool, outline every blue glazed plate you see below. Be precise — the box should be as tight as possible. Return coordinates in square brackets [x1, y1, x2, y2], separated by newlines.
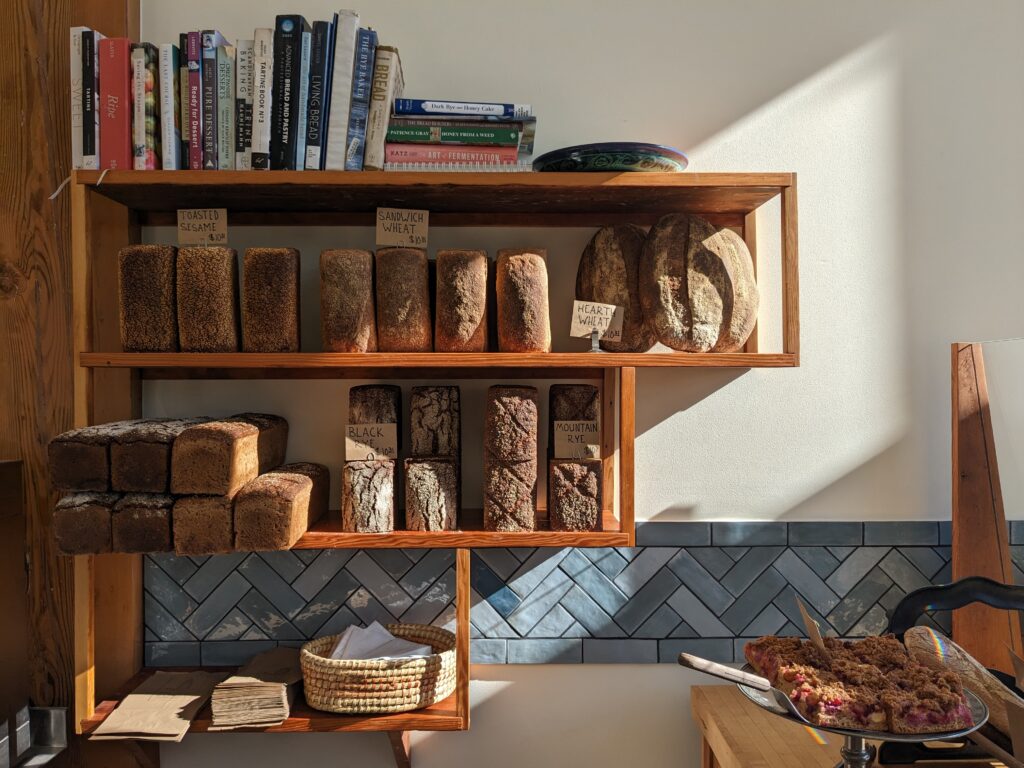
[532, 142, 689, 172]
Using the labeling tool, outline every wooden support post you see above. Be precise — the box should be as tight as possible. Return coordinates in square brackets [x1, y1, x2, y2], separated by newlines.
[601, 369, 617, 527]
[742, 210, 759, 354]
[619, 368, 636, 546]
[951, 342, 1022, 673]
[455, 548, 470, 729]
[386, 731, 411, 768]
[781, 180, 800, 361]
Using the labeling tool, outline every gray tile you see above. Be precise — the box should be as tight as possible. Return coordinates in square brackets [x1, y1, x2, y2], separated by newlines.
[182, 571, 251, 638]
[670, 620, 698, 638]
[720, 566, 787, 635]
[471, 639, 507, 664]
[826, 568, 892, 635]
[774, 585, 835, 637]
[562, 556, 629, 615]
[659, 639, 733, 663]
[666, 549, 734, 614]
[241, 626, 269, 640]
[401, 567, 455, 625]
[238, 554, 307, 619]
[615, 547, 640, 562]
[237, 588, 304, 640]
[560, 585, 626, 637]
[933, 546, 952, 562]
[345, 551, 414, 615]
[720, 547, 785, 598]
[581, 548, 628, 579]
[201, 640, 278, 666]
[471, 554, 521, 618]
[791, 547, 841, 578]
[470, 622, 482, 638]
[938, 522, 952, 546]
[741, 604, 787, 636]
[848, 604, 889, 637]
[665, 584, 731, 637]
[148, 553, 198, 584]
[145, 593, 198, 641]
[583, 639, 658, 663]
[346, 586, 398, 626]
[399, 549, 455, 598]
[828, 546, 856, 560]
[722, 547, 750, 561]
[826, 548, 889, 597]
[526, 604, 577, 638]
[145, 628, 158, 642]
[257, 551, 306, 583]
[636, 522, 710, 546]
[612, 568, 681, 634]
[772, 550, 840, 615]
[935, 561, 953, 584]
[633, 604, 684, 639]
[291, 567, 361, 636]
[687, 548, 735, 579]
[508, 549, 570, 598]
[204, 607, 252, 641]
[864, 522, 937, 546]
[778, 622, 803, 636]
[508, 639, 581, 663]
[558, 549, 591, 577]
[476, 548, 521, 580]
[898, 547, 945, 579]
[182, 552, 246, 601]
[878, 585, 906, 613]
[368, 549, 415, 581]
[291, 549, 355, 601]
[788, 522, 862, 546]
[508, 547, 536, 562]
[878, 549, 931, 593]
[470, 589, 520, 639]
[1012, 522, 1024, 546]
[734, 638, 756, 663]
[316, 605, 362, 637]
[434, 602, 456, 633]
[561, 621, 589, 638]
[712, 522, 786, 546]
[403, 548, 427, 563]
[145, 642, 200, 666]
[293, 548, 321, 565]
[145, 558, 199, 620]
[930, 610, 952, 634]
[506, 568, 573, 636]
[613, 548, 676, 597]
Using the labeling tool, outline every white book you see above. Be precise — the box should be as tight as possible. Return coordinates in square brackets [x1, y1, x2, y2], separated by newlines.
[322, 10, 359, 171]
[70, 27, 86, 169]
[294, 30, 311, 171]
[158, 44, 181, 170]
[131, 47, 147, 170]
[251, 28, 273, 169]
[362, 46, 403, 171]
[235, 39, 254, 170]
[216, 45, 236, 170]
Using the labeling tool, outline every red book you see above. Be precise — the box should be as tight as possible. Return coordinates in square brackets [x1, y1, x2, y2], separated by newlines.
[186, 32, 203, 170]
[384, 143, 519, 165]
[99, 38, 132, 170]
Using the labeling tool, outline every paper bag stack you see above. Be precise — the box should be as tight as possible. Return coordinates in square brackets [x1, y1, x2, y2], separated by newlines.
[209, 647, 303, 730]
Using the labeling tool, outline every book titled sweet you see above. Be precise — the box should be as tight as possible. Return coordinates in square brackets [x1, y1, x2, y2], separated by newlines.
[251, 28, 273, 169]
[270, 14, 311, 170]
[393, 99, 532, 119]
[158, 44, 181, 169]
[235, 39, 254, 170]
[99, 37, 132, 170]
[131, 42, 160, 170]
[344, 27, 377, 170]
[362, 46, 402, 171]
[386, 122, 520, 147]
[384, 143, 519, 165]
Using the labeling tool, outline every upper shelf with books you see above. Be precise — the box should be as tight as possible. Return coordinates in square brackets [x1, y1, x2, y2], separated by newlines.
[73, 169, 794, 227]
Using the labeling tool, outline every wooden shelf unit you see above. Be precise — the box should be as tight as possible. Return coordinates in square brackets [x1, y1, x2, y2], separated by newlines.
[69, 170, 798, 765]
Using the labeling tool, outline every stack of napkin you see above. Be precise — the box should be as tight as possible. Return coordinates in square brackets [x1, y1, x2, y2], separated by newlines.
[209, 647, 302, 730]
[329, 622, 433, 660]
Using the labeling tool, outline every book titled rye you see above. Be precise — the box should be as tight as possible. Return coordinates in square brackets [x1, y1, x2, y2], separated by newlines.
[131, 43, 160, 170]
[99, 37, 132, 170]
[251, 28, 273, 169]
[362, 46, 402, 171]
[201, 30, 228, 169]
[270, 14, 311, 170]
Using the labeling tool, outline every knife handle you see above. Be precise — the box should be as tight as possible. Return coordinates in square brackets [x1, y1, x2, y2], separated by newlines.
[678, 652, 772, 691]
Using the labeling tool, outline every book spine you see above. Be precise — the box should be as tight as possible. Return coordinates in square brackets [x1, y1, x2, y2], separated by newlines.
[318, 14, 338, 170]
[187, 32, 202, 170]
[82, 30, 100, 169]
[178, 33, 189, 164]
[201, 33, 218, 169]
[235, 39, 254, 170]
[303, 21, 330, 170]
[322, 9, 359, 170]
[99, 38, 132, 170]
[294, 30, 311, 170]
[251, 28, 273, 170]
[384, 143, 519, 164]
[159, 45, 181, 169]
[385, 123, 520, 146]
[70, 27, 85, 169]
[393, 99, 531, 119]
[216, 45, 235, 169]
[270, 15, 309, 170]
[130, 46, 146, 169]
[343, 27, 377, 170]
[362, 46, 402, 172]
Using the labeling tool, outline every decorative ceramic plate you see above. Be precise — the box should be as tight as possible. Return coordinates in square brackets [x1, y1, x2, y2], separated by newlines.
[532, 142, 689, 172]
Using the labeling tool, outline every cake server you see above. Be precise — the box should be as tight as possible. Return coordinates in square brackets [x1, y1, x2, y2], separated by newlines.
[677, 652, 811, 724]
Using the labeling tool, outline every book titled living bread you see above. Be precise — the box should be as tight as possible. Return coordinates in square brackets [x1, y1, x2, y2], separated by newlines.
[303, 20, 332, 170]
[158, 43, 181, 169]
[234, 38, 254, 169]
[130, 42, 160, 169]
[344, 27, 377, 170]
[251, 28, 273, 169]
[270, 14, 311, 169]
[362, 45, 402, 171]
[322, 9, 359, 170]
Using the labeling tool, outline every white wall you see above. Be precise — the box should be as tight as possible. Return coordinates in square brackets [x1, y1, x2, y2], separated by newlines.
[141, 1, 1024, 765]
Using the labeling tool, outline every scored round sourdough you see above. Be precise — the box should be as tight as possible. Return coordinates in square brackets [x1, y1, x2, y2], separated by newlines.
[576, 225, 656, 352]
[375, 247, 432, 352]
[496, 249, 551, 352]
[640, 213, 759, 352]
[905, 626, 1024, 737]
[435, 249, 488, 352]
[321, 249, 377, 352]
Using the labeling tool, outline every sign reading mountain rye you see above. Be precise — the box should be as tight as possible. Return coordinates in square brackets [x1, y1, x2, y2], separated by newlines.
[553, 420, 601, 459]
[345, 423, 398, 460]
[376, 207, 429, 247]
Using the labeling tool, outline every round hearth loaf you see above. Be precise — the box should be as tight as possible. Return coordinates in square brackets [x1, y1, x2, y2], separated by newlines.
[639, 213, 758, 352]
[576, 225, 655, 352]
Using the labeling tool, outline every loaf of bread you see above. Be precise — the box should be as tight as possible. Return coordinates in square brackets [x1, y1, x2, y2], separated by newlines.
[483, 386, 538, 531]
[49, 420, 139, 492]
[112, 493, 172, 553]
[375, 247, 432, 352]
[576, 225, 656, 352]
[435, 249, 488, 352]
[349, 385, 401, 427]
[320, 249, 377, 352]
[111, 418, 209, 493]
[496, 249, 550, 352]
[405, 458, 458, 532]
[173, 496, 234, 555]
[548, 384, 600, 459]
[54, 492, 117, 554]
[640, 213, 759, 352]
[549, 459, 602, 532]
[410, 386, 460, 458]
[176, 246, 240, 352]
[171, 413, 289, 496]
[242, 247, 301, 352]
[235, 462, 329, 550]
[118, 245, 178, 352]
[342, 460, 394, 533]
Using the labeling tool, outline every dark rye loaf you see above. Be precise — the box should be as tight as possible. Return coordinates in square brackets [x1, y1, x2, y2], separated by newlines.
[118, 245, 178, 352]
[54, 492, 118, 554]
[548, 459, 602, 532]
[49, 420, 140, 492]
[242, 248, 301, 352]
[375, 247, 432, 352]
[496, 249, 550, 352]
[321, 249, 377, 352]
[576, 225, 656, 352]
[435, 249, 488, 352]
[112, 493, 173, 553]
[343, 459, 394, 533]
[235, 462, 330, 550]
[640, 213, 758, 352]
[409, 386, 459, 458]
[111, 418, 209, 493]
[176, 246, 240, 352]
[548, 384, 600, 459]
[483, 386, 538, 532]
[173, 496, 234, 555]
[405, 458, 458, 532]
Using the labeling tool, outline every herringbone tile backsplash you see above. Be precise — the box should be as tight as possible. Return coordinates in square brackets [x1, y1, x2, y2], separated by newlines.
[145, 520, 1000, 666]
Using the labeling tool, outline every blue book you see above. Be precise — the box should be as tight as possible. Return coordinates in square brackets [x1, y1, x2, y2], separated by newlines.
[393, 98, 532, 119]
[304, 20, 332, 169]
[344, 27, 377, 170]
[294, 29, 312, 169]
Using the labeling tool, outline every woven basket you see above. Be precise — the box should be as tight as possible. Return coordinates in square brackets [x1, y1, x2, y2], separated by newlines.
[301, 624, 457, 714]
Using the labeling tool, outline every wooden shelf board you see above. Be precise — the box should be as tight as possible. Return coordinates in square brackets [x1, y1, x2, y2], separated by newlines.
[81, 669, 466, 735]
[73, 170, 793, 219]
[79, 351, 798, 375]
